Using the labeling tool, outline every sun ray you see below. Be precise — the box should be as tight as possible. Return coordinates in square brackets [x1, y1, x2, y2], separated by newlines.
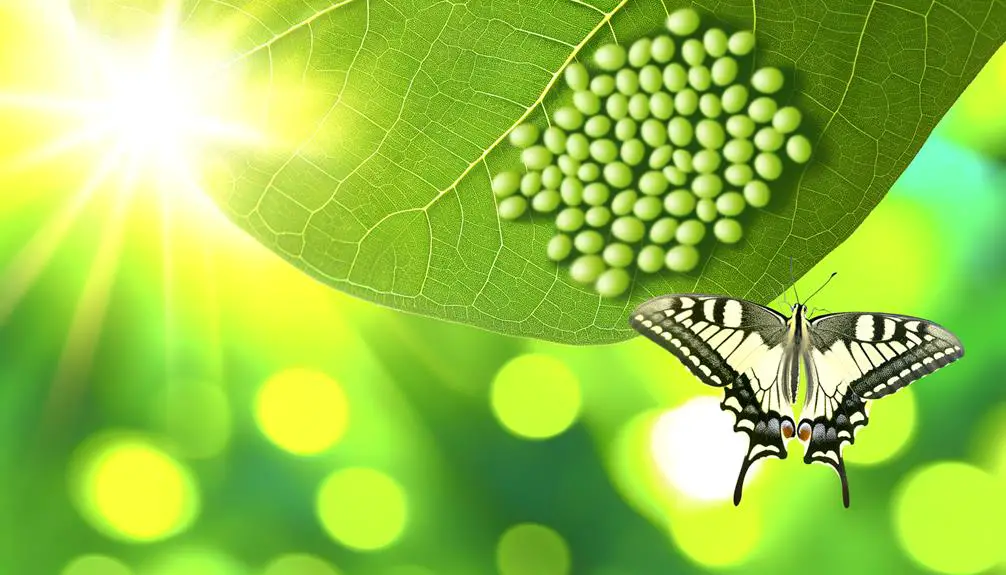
[0, 145, 126, 326]
[40, 158, 140, 434]
[160, 153, 178, 376]
[0, 125, 110, 176]
[161, 168, 227, 382]
[0, 92, 96, 116]
[4, 0, 269, 436]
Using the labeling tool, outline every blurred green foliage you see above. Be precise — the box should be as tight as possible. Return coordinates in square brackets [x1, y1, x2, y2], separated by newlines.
[2, 4, 1006, 575]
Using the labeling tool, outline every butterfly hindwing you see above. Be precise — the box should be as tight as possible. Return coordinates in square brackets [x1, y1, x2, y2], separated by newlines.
[797, 373, 869, 508]
[720, 370, 796, 504]
[631, 294, 795, 504]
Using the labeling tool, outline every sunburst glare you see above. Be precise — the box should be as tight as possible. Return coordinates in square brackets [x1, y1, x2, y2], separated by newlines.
[81, 24, 262, 183]
[1, 3, 262, 185]
[0, 0, 268, 435]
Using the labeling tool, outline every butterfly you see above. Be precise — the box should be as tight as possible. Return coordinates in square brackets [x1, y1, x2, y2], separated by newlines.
[629, 280, 964, 507]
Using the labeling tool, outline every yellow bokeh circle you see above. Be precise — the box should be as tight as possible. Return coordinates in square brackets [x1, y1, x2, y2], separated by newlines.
[844, 387, 916, 466]
[606, 406, 763, 569]
[254, 368, 349, 455]
[668, 500, 761, 568]
[142, 547, 246, 575]
[894, 461, 1006, 574]
[496, 523, 571, 575]
[263, 554, 340, 575]
[69, 433, 199, 542]
[61, 554, 132, 575]
[771, 195, 939, 315]
[971, 402, 1006, 480]
[491, 354, 582, 439]
[316, 467, 408, 551]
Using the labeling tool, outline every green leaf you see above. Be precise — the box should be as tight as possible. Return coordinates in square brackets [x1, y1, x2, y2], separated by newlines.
[195, 0, 1004, 343]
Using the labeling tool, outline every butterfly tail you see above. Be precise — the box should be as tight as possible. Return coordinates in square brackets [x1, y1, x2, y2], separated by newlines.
[733, 458, 754, 506]
[838, 458, 850, 508]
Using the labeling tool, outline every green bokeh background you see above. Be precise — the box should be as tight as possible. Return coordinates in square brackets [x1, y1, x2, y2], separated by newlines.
[2, 4, 1006, 574]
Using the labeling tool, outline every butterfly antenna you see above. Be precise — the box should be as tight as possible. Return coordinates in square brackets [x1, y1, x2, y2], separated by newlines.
[789, 257, 801, 305]
[804, 272, 838, 306]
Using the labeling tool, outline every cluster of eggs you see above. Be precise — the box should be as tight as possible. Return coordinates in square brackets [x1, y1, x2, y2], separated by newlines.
[492, 8, 812, 297]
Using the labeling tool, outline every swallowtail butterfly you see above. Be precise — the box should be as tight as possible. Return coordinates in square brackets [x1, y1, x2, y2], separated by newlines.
[630, 286, 964, 507]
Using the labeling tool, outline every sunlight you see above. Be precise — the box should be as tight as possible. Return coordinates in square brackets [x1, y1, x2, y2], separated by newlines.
[42, 164, 138, 430]
[78, 11, 262, 190]
[86, 37, 261, 183]
[0, 1, 262, 191]
[0, 0, 263, 314]
[0, 145, 125, 324]
[96, 48, 204, 166]
[0, 2, 267, 424]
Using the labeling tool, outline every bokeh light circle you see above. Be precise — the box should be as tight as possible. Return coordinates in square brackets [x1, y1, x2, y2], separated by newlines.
[642, 398, 764, 567]
[254, 368, 349, 455]
[491, 354, 581, 439]
[651, 396, 753, 501]
[894, 461, 1006, 574]
[606, 410, 673, 527]
[606, 405, 763, 570]
[773, 195, 941, 317]
[263, 554, 340, 575]
[668, 501, 762, 568]
[316, 467, 408, 551]
[61, 554, 132, 575]
[496, 523, 571, 575]
[69, 433, 199, 542]
[973, 402, 1006, 480]
[844, 388, 916, 466]
[142, 547, 246, 575]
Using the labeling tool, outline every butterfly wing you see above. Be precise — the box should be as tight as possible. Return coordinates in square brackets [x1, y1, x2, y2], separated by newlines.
[631, 294, 794, 504]
[803, 312, 965, 506]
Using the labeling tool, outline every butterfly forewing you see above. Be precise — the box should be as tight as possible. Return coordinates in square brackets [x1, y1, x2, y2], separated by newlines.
[630, 294, 790, 387]
[809, 312, 965, 400]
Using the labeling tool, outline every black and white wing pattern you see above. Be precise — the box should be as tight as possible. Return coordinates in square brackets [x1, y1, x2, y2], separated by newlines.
[803, 312, 965, 506]
[630, 294, 795, 504]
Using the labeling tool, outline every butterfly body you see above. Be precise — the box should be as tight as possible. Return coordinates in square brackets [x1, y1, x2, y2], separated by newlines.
[630, 294, 964, 507]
